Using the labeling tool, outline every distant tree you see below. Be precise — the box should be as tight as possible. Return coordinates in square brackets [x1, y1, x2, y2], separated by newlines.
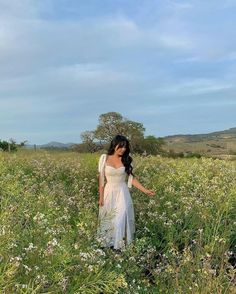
[141, 135, 166, 155]
[166, 149, 184, 158]
[0, 140, 9, 151]
[185, 152, 201, 158]
[0, 139, 17, 151]
[79, 131, 99, 153]
[121, 119, 146, 153]
[93, 112, 146, 153]
[77, 111, 164, 155]
[93, 112, 126, 144]
[19, 140, 28, 147]
[9, 138, 16, 145]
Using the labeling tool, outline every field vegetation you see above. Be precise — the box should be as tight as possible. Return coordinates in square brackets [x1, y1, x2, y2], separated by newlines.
[0, 150, 235, 293]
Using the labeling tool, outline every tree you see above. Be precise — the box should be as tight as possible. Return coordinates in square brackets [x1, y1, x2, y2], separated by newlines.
[93, 112, 146, 152]
[0, 140, 9, 151]
[19, 140, 28, 147]
[77, 111, 163, 155]
[80, 130, 98, 153]
[142, 135, 166, 155]
[0, 139, 17, 151]
[93, 112, 126, 143]
[121, 119, 145, 153]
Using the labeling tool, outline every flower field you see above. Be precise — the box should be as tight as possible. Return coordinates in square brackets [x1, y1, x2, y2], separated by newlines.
[0, 150, 235, 293]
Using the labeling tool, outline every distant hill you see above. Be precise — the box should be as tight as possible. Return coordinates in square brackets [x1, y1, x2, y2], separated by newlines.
[161, 127, 236, 156]
[40, 141, 75, 148]
[25, 142, 76, 149]
[24, 127, 236, 156]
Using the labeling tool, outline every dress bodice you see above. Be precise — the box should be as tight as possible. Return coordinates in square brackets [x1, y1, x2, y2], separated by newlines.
[98, 153, 134, 188]
[105, 165, 126, 186]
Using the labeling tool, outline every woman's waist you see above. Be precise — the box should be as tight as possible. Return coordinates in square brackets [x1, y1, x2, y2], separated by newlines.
[105, 181, 127, 186]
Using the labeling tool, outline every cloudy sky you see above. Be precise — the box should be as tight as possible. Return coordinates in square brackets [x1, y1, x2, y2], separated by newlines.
[1, 0, 236, 144]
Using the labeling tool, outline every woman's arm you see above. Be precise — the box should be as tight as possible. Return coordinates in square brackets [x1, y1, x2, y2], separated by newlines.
[98, 173, 104, 197]
[131, 177, 156, 197]
[97, 154, 106, 206]
[98, 173, 105, 206]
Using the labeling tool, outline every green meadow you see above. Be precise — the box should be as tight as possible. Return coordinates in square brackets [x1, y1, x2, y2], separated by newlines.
[0, 150, 235, 293]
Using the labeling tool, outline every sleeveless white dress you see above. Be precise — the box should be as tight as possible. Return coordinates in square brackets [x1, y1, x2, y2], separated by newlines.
[96, 154, 135, 250]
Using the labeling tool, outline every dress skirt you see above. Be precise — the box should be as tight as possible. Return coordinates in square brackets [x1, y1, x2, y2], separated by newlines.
[96, 166, 135, 250]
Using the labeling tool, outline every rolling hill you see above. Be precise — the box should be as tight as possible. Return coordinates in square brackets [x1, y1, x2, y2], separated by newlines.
[161, 127, 236, 156]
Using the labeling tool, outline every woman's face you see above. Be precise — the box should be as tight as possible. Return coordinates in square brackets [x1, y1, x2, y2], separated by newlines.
[115, 143, 126, 155]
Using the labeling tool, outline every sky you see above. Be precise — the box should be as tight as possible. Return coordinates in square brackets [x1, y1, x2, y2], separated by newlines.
[0, 0, 236, 144]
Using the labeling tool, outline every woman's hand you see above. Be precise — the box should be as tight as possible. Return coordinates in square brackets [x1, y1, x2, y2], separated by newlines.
[144, 189, 156, 197]
[98, 196, 104, 207]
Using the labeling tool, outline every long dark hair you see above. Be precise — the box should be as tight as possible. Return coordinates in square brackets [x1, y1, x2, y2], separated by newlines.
[106, 135, 134, 177]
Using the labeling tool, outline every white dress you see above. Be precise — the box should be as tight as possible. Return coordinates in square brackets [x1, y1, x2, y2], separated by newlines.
[96, 154, 135, 250]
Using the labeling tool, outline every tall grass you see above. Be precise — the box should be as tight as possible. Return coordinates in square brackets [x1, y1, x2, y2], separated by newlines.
[0, 150, 235, 293]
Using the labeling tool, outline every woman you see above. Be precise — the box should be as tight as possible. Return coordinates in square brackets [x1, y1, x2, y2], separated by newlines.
[96, 135, 156, 251]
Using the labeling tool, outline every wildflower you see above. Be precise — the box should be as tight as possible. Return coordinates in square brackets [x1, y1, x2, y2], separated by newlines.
[23, 264, 32, 273]
[10, 256, 22, 262]
[21, 285, 28, 289]
[24, 243, 37, 252]
[74, 243, 79, 249]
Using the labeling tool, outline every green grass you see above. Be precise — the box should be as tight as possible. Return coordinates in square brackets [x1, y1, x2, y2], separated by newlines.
[0, 150, 235, 293]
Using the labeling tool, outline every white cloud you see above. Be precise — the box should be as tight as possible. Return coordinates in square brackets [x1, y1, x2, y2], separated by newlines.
[152, 78, 235, 96]
[0, 0, 235, 143]
[158, 34, 193, 50]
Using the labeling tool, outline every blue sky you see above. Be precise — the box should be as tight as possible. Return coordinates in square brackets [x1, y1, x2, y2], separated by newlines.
[0, 0, 236, 144]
